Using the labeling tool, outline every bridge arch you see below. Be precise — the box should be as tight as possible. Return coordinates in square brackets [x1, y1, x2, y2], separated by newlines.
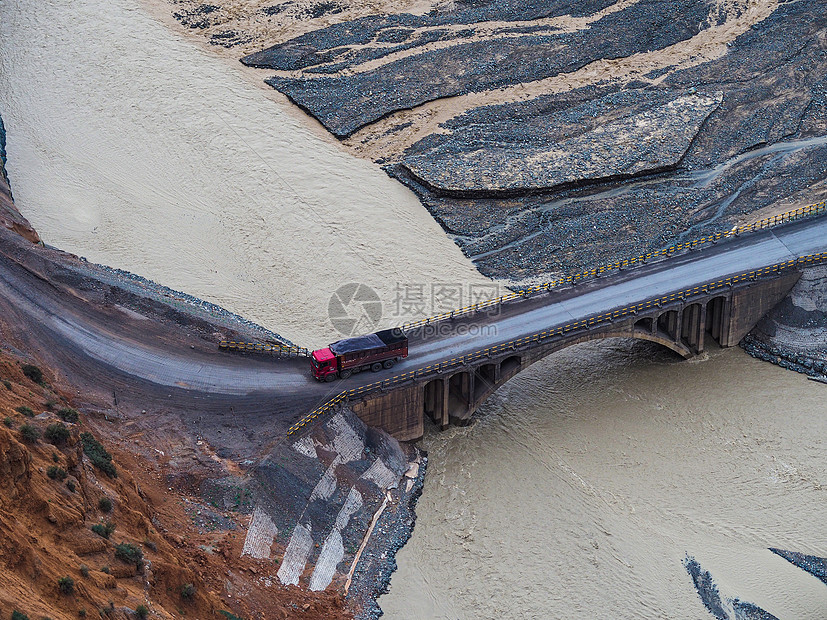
[448, 327, 694, 426]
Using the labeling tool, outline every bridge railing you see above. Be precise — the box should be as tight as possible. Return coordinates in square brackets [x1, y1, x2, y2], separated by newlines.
[399, 200, 827, 333]
[219, 340, 310, 357]
[287, 249, 827, 436]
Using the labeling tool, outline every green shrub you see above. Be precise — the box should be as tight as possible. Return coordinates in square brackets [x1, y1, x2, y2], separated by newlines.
[47, 465, 68, 481]
[135, 605, 149, 619]
[180, 583, 195, 599]
[98, 497, 113, 512]
[218, 612, 244, 620]
[11, 611, 30, 620]
[58, 407, 79, 423]
[16, 405, 34, 417]
[2, 379, 11, 390]
[91, 522, 116, 539]
[114, 542, 143, 567]
[100, 565, 110, 574]
[21, 364, 43, 384]
[80, 432, 116, 478]
[80, 564, 90, 578]
[44, 423, 70, 445]
[78, 610, 87, 618]
[4, 416, 14, 428]
[19, 424, 40, 443]
[57, 575, 75, 595]
[66, 479, 76, 492]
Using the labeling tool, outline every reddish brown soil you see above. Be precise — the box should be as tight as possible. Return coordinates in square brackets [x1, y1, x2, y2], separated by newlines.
[0, 350, 352, 620]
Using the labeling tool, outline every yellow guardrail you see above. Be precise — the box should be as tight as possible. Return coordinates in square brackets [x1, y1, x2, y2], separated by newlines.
[287, 249, 827, 436]
[219, 340, 310, 357]
[399, 200, 827, 332]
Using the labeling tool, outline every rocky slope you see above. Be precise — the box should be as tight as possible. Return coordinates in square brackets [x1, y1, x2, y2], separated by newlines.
[0, 183, 422, 619]
[0, 342, 357, 620]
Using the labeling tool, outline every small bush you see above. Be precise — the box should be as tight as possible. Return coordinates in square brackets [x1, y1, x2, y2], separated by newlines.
[2, 379, 11, 390]
[78, 610, 87, 618]
[115, 542, 143, 567]
[15, 405, 34, 417]
[52, 452, 60, 462]
[180, 583, 196, 599]
[66, 480, 76, 492]
[58, 407, 79, 423]
[91, 522, 116, 539]
[143, 538, 157, 552]
[135, 605, 149, 619]
[218, 612, 244, 620]
[19, 424, 40, 443]
[100, 565, 110, 574]
[11, 611, 30, 620]
[21, 364, 43, 384]
[57, 575, 75, 595]
[80, 432, 116, 478]
[79, 564, 89, 578]
[44, 423, 70, 445]
[98, 497, 113, 512]
[45, 399, 57, 410]
[4, 416, 14, 428]
[47, 465, 67, 481]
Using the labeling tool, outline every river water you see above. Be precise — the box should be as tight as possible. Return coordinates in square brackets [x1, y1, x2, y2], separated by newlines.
[380, 340, 827, 618]
[1, 1, 825, 619]
[0, 0, 488, 347]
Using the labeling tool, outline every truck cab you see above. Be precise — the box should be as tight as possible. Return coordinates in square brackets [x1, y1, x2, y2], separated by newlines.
[310, 347, 337, 381]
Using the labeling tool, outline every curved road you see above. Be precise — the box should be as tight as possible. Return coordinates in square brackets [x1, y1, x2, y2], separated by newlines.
[0, 215, 825, 435]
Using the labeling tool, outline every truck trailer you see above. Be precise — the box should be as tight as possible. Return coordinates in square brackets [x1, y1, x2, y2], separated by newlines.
[311, 328, 408, 381]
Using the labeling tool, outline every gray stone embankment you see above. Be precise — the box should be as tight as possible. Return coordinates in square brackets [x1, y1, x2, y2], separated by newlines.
[0, 114, 39, 244]
[742, 265, 827, 379]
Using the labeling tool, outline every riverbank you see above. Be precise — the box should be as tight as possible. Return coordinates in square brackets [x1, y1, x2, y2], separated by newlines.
[0, 113, 38, 243]
[0, 210, 433, 617]
[742, 264, 827, 380]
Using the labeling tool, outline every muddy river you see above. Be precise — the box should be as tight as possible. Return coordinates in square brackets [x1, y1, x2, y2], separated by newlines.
[380, 340, 827, 618]
[1, 0, 825, 618]
[0, 0, 488, 347]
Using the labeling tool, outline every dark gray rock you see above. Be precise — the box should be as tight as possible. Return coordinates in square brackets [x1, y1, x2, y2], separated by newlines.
[402, 92, 722, 193]
[769, 548, 827, 586]
[254, 0, 712, 136]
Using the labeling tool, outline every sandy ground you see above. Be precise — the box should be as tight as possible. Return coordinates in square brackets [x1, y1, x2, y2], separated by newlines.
[0, 0, 490, 348]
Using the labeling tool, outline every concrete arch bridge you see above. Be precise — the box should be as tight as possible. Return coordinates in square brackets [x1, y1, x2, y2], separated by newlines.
[293, 214, 827, 442]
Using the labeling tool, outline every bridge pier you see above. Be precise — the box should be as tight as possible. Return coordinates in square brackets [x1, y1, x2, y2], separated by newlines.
[448, 371, 474, 425]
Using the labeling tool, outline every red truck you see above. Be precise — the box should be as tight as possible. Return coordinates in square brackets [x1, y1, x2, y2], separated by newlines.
[311, 328, 408, 381]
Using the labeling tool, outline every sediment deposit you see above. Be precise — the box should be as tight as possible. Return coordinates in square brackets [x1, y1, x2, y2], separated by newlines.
[237, 0, 827, 284]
